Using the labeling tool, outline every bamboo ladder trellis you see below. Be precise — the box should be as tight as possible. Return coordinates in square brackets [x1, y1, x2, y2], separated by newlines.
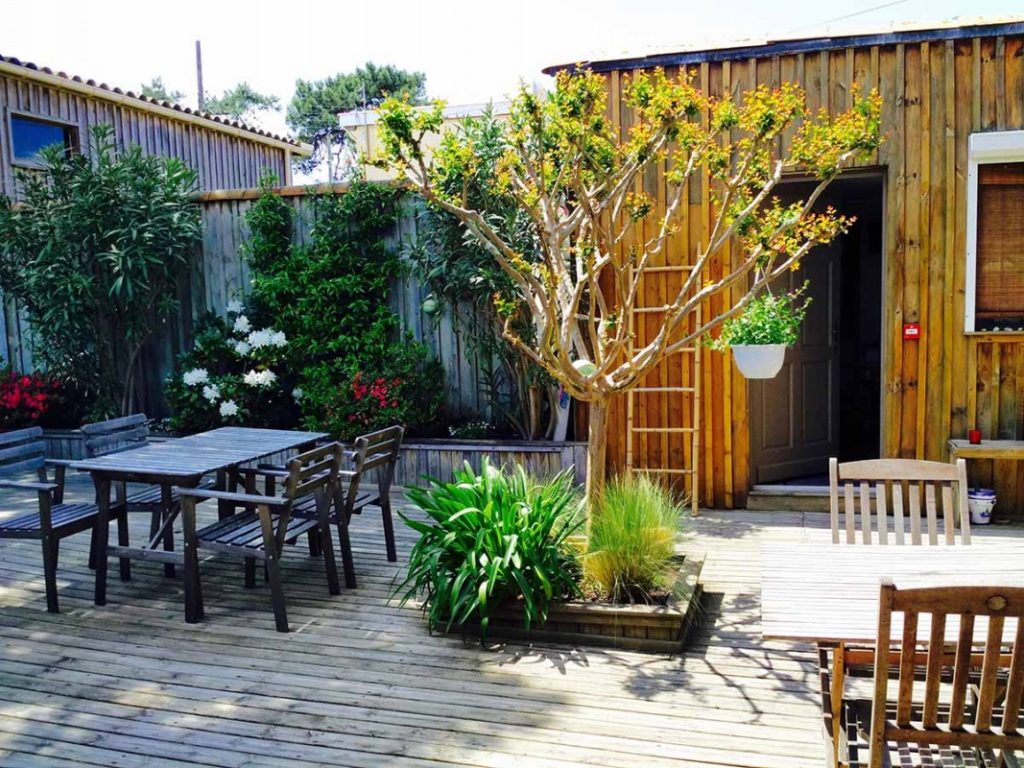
[624, 262, 702, 516]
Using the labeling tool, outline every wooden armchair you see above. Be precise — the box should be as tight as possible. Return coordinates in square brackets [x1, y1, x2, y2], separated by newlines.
[843, 581, 1024, 767]
[178, 442, 346, 632]
[346, 425, 404, 562]
[829, 458, 971, 545]
[0, 426, 127, 612]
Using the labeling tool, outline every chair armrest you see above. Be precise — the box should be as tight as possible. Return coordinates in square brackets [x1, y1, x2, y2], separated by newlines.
[176, 487, 287, 508]
[44, 459, 80, 468]
[0, 479, 58, 492]
[239, 466, 291, 479]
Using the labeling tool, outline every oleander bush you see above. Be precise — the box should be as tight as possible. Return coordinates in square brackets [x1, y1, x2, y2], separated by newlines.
[396, 459, 583, 639]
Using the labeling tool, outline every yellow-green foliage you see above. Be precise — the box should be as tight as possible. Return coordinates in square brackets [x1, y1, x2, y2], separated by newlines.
[583, 474, 688, 603]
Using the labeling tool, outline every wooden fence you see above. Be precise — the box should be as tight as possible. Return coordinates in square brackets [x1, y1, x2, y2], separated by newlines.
[2, 186, 492, 420]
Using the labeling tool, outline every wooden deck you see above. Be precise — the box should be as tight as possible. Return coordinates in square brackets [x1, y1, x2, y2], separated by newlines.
[2, 477, 1016, 767]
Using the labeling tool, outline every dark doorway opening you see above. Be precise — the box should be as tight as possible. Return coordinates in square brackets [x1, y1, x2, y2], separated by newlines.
[749, 174, 883, 486]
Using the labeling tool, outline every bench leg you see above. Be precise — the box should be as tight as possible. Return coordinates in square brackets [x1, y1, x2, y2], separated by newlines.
[266, 556, 289, 632]
[41, 535, 59, 613]
[307, 530, 321, 557]
[319, 522, 340, 596]
[244, 557, 256, 588]
[336, 519, 357, 589]
[88, 524, 98, 570]
[93, 478, 111, 607]
[381, 497, 397, 563]
[116, 512, 131, 581]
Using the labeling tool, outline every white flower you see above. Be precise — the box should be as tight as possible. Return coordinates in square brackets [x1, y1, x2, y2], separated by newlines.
[247, 327, 286, 349]
[244, 369, 277, 388]
[292, 387, 304, 401]
[226, 300, 244, 314]
[183, 368, 209, 386]
[202, 384, 220, 403]
[233, 315, 252, 334]
[233, 340, 251, 356]
[219, 400, 239, 417]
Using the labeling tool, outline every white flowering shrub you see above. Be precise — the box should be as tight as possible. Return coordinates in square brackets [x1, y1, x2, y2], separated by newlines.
[164, 304, 296, 433]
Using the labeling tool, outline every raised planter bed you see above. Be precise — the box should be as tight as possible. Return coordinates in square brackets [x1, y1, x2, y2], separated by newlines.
[41, 429, 86, 460]
[395, 439, 588, 487]
[460, 554, 705, 654]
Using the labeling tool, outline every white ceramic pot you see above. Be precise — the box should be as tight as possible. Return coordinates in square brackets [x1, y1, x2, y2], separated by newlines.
[731, 344, 787, 379]
[967, 488, 996, 525]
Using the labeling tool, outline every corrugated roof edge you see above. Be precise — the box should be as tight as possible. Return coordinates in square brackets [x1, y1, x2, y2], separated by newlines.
[542, 17, 1024, 75]
[0, 52, 311, 155]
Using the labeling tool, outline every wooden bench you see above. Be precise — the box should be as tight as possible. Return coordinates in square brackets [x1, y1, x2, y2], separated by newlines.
[0, 427, 127, 612]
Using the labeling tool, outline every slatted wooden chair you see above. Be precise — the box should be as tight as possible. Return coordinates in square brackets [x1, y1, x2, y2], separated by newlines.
[260, 425, 404, 565]
[843, 581, 1024, 767]
[177, 442, 347, 632]
[0, 426, 127, 612]
[346, 425, 404, 563]
[829, 458, 971, 546]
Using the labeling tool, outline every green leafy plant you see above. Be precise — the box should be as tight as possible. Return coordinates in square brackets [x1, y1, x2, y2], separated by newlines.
[396, 459, 583, 639]
[707, 283, 811, 349]
[0, 124, 200, 417]
[299, 342, 444, 440]
[583, 473, 687, 604]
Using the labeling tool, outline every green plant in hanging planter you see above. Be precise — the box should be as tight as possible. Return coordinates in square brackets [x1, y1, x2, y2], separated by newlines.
[708, 282, 811, 349]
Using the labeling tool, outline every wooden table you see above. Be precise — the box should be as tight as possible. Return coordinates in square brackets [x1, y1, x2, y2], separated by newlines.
[948, 438, 1024, 463]
[74, 427, 327, 623]
[762, 542, 1024, 766]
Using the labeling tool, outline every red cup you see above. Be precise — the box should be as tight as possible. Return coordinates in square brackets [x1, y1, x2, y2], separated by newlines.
[968, 429, 982, 445]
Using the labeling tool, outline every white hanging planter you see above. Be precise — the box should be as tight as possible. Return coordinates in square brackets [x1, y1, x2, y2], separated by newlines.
[731, 344, 787, 379]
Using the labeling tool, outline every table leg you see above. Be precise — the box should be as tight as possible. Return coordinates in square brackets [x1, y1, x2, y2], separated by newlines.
[831, 641, 845, 768]
[182, 491, 204, 623]
[160, 484, 177, 578]
[93, 476, 111, 606]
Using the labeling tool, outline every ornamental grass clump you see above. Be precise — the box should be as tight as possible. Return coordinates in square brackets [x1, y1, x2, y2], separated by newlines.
[583, 473, 688, 604]
[396, 459, 583, 639]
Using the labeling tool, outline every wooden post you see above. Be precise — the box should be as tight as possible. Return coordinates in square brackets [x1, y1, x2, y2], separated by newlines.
[195, 40, 205, 112]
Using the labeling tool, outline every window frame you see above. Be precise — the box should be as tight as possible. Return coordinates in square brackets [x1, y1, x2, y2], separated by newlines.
[965, 130, 1024, 334]
[6, 109, 79, 170]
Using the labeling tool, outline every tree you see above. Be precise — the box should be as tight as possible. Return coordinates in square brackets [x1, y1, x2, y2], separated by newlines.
[140, 76, 185, 103]
[205, 82, 280, 121]
[287, 63, 426, 178]
[286, 62, 427, 141]
[375, 68, 882, 506]
[0, 125, 201, 417]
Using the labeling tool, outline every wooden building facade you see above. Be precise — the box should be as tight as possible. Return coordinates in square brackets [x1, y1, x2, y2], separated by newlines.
[0, 52, 309, 397]
[551, 18, 1024, 513]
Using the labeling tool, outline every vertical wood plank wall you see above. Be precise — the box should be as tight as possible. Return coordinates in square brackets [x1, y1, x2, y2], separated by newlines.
[601, 32, 1024, 512]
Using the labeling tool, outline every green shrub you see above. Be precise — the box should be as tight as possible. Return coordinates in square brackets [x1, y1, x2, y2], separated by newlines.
[396, 459, 583, 639]
[583, 473, 687, 604]
[299, 341, 444, 440]
[164, 307, 298, 433]
[708, 283, 811, 349]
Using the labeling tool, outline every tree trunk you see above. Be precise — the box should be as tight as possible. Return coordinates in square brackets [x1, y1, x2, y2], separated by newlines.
[585, 397, 610, 508]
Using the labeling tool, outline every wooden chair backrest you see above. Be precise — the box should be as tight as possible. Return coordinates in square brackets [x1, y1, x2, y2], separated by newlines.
[829, 458, 971, 545]
[356, 425, 404, 493]
[869, 581, 1024, 766]
[0, 427, 46, 476]
[269, 442, 344, 551]
[335, 436, 370, 521]
[81, 414, 149, 458]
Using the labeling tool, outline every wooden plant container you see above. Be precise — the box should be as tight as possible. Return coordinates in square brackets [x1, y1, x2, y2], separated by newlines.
[465, 554, 705, 654]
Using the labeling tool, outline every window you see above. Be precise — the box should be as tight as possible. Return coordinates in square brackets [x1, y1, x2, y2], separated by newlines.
[965, 131, 1024, 333]
[9, 113, 76, 167]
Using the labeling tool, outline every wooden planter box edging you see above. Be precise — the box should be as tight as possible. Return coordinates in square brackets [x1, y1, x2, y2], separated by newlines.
[460, 553, 705, 654]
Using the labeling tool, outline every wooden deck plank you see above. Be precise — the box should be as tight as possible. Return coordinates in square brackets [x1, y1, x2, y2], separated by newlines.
[6, 476, 992, 766]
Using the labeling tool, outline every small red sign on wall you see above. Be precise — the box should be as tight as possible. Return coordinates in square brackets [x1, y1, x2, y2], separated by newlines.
[903, 322, 921, 340]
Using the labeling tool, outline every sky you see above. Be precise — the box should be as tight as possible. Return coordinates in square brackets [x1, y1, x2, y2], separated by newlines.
[2, 0, 1021, 142]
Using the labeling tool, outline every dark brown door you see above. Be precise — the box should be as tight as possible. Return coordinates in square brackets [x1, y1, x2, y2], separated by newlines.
[749, 245, 841, 483]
